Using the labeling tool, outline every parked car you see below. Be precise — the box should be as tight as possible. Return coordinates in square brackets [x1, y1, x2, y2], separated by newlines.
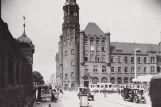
[121, 88, 146, 103]
[77, 87, 94, 101]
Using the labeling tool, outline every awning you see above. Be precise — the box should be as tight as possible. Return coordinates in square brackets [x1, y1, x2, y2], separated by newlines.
[132, 74, 155, 82]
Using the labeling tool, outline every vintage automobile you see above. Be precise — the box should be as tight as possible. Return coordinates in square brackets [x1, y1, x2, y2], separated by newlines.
[77, 87, 94, 101]
[121, 88, 146, 103]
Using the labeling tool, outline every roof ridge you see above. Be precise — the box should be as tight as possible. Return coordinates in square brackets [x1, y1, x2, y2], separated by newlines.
[111, 41, 158, 45]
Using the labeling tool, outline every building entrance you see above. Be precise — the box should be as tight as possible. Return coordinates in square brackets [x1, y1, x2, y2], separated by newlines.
[84, 81, 89, 88]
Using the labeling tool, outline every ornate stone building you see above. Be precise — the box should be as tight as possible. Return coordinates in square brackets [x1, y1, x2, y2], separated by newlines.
[56, 0, 161, 89]
[0, 3, 35, 106]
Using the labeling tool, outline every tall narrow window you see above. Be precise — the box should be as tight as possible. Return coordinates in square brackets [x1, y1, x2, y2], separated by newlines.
[124, 57, 128, 63]
[124, 67, 128, 74]
[71, 49, 75, 55]
[93, 65, 98, 74]
[131, 57, 134, 63]
[131, 67, 134, 74]
[71, 60, 75, 66]
[151, 66, 155, 73]
[118, 67, 121, 74]
[65, 74, 68, 79]
[90, 45, 95, 51]
[144, 67, 146, 74]
[91, 54, 95, 62]
[96, 40, 99, 45]
[111, 67, 115, 73]
[91, 38, 94, 44]
[85, 38, 88, 45]
[151, 57, 155, 63]
[65, 51, 68, 56]
[118, 56, 121, 63]
[102, 47, 105, 52]
[137, 67, 141, 73]
[137, 57, 141, 63]
[102, 66, 106, 73]
[144, 57, 147, 63]
[111, 56, 114, 63]
[102, 39, 105, 44]
[71, 72, 74, 78]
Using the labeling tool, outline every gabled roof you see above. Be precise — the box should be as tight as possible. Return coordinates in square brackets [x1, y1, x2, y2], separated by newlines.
[84, 23, 105, 36]
[110, 42, 160, 54]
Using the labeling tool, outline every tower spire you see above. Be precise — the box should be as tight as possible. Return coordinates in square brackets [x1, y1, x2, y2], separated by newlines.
[23, 16, 26, 35]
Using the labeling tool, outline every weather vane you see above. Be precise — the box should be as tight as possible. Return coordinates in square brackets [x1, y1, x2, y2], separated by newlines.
[23, 16, 26, 33]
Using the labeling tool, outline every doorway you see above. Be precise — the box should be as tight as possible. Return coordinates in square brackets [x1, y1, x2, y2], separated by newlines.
[84, 81, 89, 88]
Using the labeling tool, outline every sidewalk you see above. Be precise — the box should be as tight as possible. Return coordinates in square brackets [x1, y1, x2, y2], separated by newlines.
[34, 91, 78, 107]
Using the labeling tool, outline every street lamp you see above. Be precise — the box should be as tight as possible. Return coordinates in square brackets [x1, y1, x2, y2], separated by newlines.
[134, 48, 141, 80]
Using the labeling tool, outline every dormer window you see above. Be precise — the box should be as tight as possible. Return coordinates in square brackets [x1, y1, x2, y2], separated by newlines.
[115, 49, 123, 52]
[136, 50, 141, 53]
[147, 50, 157, 53]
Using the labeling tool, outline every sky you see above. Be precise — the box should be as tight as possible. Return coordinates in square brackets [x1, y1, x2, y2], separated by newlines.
[1, 0, 161, 82]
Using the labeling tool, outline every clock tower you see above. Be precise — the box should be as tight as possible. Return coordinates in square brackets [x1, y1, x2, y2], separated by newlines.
[61, 0, 80, 89]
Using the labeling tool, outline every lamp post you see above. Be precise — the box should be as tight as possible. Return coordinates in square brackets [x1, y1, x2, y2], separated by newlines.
[134, 48, 140, 80]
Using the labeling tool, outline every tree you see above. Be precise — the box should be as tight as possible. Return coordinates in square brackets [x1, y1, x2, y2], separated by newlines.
[33, 71, 45, 85]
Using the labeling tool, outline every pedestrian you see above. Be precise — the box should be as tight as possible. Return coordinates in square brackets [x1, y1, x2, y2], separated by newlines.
[48, 104, 51, 107]
[59, 89, 64, 99]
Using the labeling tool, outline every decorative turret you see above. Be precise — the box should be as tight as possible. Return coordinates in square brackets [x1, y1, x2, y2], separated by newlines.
[105, 29, 111, 64]
[64, 0, 77, 5]
[17, 17, 34, 64]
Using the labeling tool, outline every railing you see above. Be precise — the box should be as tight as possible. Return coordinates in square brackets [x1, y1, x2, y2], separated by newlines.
[25, 94, 36, 107]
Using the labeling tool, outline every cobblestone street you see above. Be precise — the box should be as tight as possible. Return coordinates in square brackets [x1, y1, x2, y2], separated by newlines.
[35, 91, 151, 107]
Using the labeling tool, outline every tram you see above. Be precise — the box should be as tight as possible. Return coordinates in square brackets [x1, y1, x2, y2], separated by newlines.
[89, 83, 118, 93]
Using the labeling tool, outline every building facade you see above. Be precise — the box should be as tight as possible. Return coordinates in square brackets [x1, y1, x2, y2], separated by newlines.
[0, 6, 35, 107]
[56, 0, 161, 90]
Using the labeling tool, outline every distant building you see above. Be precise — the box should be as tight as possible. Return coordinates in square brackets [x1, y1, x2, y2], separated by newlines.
[50, 73, 56, 85]
[55, 0, 161, 90]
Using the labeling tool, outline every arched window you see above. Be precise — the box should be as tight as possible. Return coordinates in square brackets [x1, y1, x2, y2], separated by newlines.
[71, 72, 74, 78]
[64, 84, 68, 90]
[92, 77, 99, 84]
[124, 77, 128, 84]
[71, 49, 75, 55]
[110, 77, 115, 84]
[130, 77, 134, 83]
[117, 77, 122, 84]
[65, 74, 68, 79]
[71, 60, 75, 66]
[101, 77, 107, 83]
[71, 83, 75, 89]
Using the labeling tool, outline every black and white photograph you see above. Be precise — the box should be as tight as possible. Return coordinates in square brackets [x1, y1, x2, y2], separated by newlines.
[1, 0, 161, 107]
